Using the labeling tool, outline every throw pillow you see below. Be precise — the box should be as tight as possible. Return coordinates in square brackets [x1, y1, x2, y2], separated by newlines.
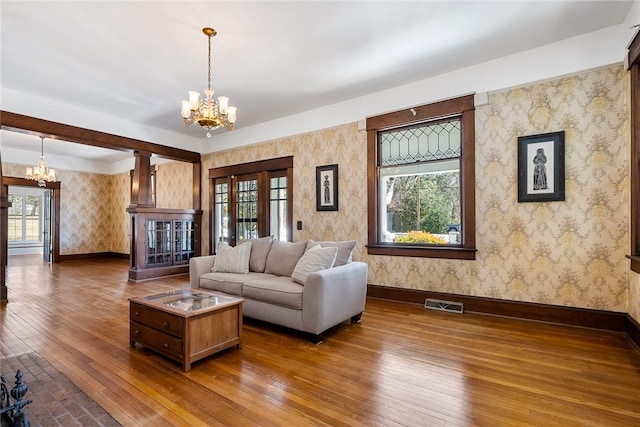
[212, 241, 251, 274]
[264, 240, 307, 276]
[305, 239, 356, 266]
[292, 245, 338, 285]
[239, 235, 274, 272]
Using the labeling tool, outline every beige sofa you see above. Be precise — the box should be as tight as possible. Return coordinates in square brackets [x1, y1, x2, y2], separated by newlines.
[189, 236, 368, 342]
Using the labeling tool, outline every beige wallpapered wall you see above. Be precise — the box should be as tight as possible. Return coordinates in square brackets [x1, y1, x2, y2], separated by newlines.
[201, 64, 629, 313]
[472, 65, 628, 311]
[155, 161, 193, 210]
[1, 65, 632, 316]
[109, 171, 130, 254]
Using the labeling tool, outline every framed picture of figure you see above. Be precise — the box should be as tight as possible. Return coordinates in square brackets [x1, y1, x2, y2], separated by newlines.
[517, 131, 565, 203]
[316, 164, 339, 211]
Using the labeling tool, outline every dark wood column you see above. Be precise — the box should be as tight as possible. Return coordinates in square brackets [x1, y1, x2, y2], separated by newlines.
[0, 149, 11, 302]
[130, 151, 154, 207]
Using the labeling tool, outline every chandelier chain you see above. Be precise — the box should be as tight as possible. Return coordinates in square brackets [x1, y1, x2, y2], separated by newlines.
[207, 33, 212, 91]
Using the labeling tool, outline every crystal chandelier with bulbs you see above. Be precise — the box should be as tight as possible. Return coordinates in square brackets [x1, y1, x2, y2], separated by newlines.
[25, 137, 56, 187]
[181, 27, 237, 138]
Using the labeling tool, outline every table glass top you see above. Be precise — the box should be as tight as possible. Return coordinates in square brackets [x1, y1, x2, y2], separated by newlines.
[142, 289, 237, 312]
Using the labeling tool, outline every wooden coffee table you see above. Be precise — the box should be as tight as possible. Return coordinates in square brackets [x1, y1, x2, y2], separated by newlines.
[130, 289, 243, 371]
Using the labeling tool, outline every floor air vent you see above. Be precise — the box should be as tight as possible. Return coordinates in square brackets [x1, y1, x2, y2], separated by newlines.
[424, 298, 464, 314]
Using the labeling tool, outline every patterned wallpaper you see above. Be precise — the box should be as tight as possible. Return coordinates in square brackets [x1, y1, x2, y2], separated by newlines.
[201, 64, 630, 314]
[1, 65, 634, 318]
[200, 125, 369, 261]
[155, 161, 193, 209]
[109, 172, 131, 254]
[472, 65, 628, 311]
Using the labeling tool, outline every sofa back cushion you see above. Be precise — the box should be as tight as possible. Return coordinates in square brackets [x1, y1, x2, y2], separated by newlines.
[305, 240, 356, 266]
[292, 245, 338, 285]
[264, 240, 307, 276]
[239, 235, 274, 273]
[212, 241, 251, 274]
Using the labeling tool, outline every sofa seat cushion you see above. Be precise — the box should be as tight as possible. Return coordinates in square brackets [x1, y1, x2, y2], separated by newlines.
[199, 272, 276, 296]
[243, 276, 304, 309]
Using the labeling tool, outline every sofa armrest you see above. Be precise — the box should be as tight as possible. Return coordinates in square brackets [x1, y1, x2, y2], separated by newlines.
[302, 261, 368, 335]
[189, 255, 216, 289]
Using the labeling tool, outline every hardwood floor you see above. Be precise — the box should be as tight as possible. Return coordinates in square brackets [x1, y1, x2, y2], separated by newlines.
[2, 257, 640, 426]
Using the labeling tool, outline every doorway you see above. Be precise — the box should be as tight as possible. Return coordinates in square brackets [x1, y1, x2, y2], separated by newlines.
[2, 177, 60, 264]
[7, 186, 51, 260]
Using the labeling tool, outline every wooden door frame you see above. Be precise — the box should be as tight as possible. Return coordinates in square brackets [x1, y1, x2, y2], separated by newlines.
[2, 178, 61, 264]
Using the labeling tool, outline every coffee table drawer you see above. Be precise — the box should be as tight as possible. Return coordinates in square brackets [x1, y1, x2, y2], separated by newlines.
[130, 302, 183, 337]
[131, 321, 183, 360]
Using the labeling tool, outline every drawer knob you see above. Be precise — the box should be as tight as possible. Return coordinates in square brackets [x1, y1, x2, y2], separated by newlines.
[134, 311, 140, 317]
[134, 330, 140, 335]
[163, 322, 169, 328]
[163, 342, 169, 348]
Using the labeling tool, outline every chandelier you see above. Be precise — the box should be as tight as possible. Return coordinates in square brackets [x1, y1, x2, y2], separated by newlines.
[25, 137, 56, 187]
[181, 27, 237, 138]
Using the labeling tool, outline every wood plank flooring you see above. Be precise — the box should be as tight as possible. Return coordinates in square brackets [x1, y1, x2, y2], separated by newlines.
[2, 256, 640, 426]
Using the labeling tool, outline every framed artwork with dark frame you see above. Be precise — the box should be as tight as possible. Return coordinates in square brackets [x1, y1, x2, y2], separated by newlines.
[316, 164, 339, 211]
[517, 131, 565, 203]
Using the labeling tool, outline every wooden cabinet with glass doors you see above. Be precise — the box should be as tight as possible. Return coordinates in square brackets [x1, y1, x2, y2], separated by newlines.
[128, 207, 202, 281]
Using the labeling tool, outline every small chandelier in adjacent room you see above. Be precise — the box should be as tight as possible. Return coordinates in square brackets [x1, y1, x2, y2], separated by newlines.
[25, 137, 56, 187]
[181, 27, 237, 138]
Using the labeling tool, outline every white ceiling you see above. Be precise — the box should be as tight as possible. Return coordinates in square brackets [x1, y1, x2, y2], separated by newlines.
[0, 0, 636, 169]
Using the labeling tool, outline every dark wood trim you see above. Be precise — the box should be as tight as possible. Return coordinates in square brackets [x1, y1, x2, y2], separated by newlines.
[208, 157, 294, 251]
[193, 162, 202, 211]
[58, 252, 129, 262]
[130, 151, 153, 207]
[208, 156, 294, 179]
[0, 111, 200, 163]
[125, 207, 202, 215]
[366, 244, 477, 260]
[0, 149, 8, 301]
[628, 30, 640, 69]
[286, 166, 294, 241]
[460, 107, 476, 249]
[366, 94, 475, 130]
[626, 314, 640, 350]
[629, 28, 640, 273]
[367, 285, 639, 349]
[366, 130, 378, 252]
[631, 64, 640, 267]
[128, 265, 189, 281]
[365, 94, 476, 260]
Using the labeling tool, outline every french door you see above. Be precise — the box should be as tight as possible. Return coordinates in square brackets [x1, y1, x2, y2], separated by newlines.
[210, 157, 293, 254]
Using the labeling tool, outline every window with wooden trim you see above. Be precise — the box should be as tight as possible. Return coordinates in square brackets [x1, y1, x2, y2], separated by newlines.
[366, 95, 476, 260]
[7, 188, 43, 244]
[209, 157, 293, 254]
